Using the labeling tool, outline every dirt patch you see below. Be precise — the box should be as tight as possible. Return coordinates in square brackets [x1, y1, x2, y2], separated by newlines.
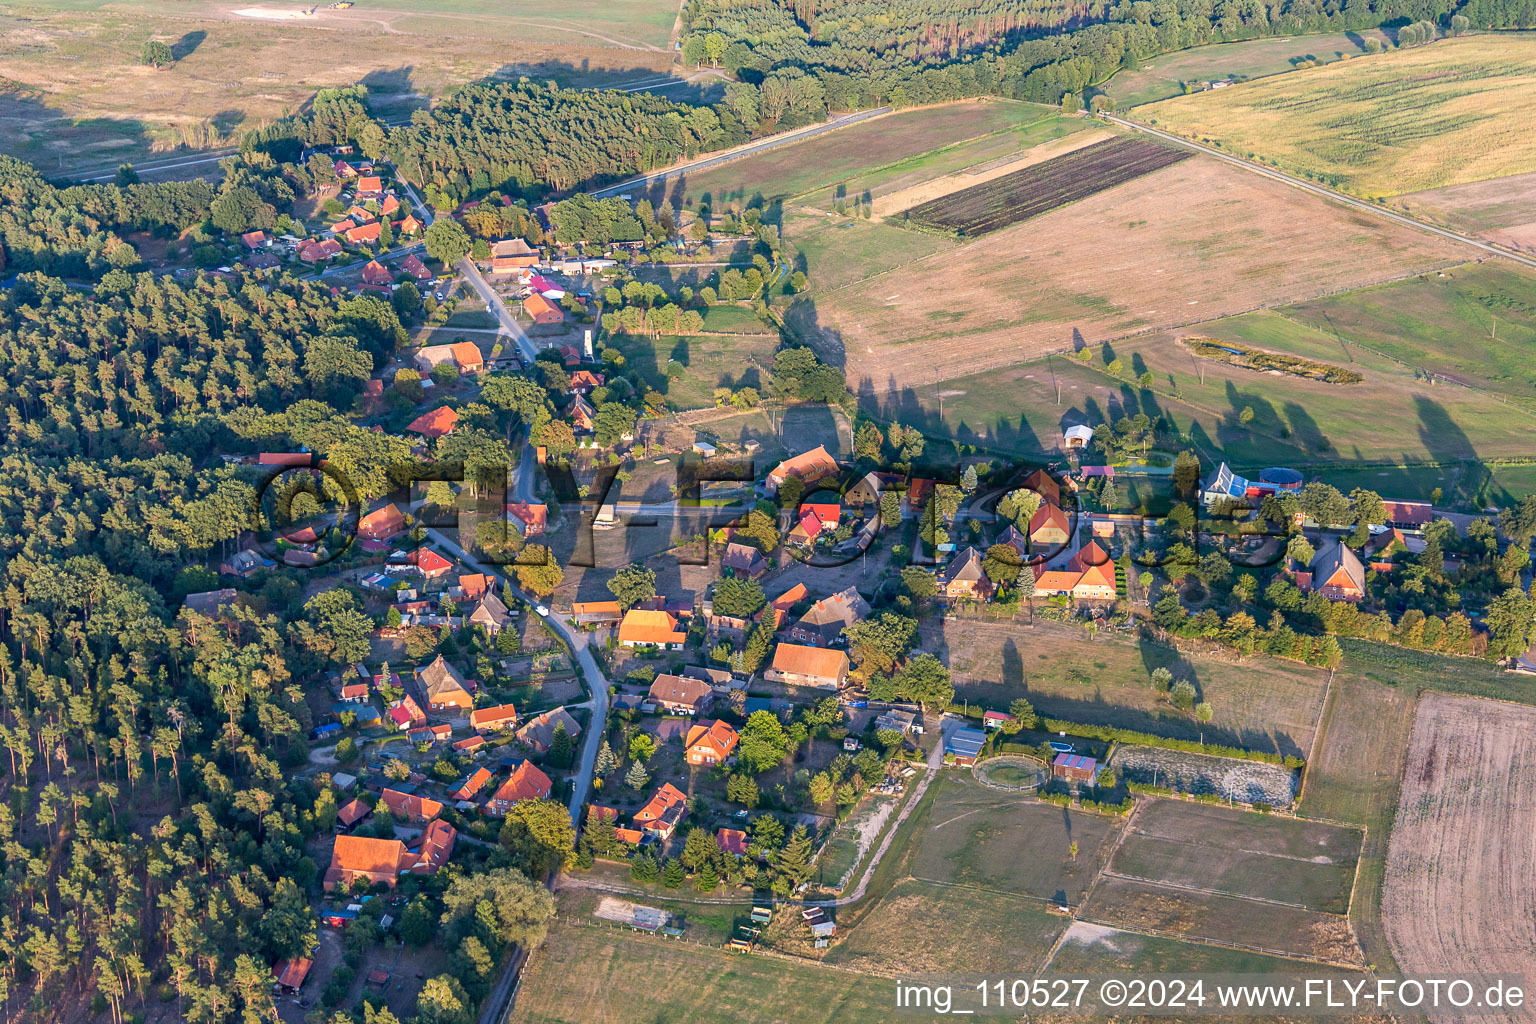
[1111, 745, 1297, 806]
[872, 130, 1112, 218]
[1483, 221, 1536, 253]
[807, 154, 1464, 391]
[1382, 694, 1536, 1024]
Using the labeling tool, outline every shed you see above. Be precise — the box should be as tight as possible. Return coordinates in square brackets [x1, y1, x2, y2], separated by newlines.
[945, 727, 986, 764]
[1052, 752, 1098, 782]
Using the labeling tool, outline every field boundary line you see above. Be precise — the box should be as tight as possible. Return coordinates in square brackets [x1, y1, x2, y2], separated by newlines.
[905, 874, 1078, 909]
[1296, 666, 1336, 806]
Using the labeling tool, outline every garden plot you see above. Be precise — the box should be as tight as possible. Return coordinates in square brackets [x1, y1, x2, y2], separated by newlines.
[1111, 745, 1298, 805]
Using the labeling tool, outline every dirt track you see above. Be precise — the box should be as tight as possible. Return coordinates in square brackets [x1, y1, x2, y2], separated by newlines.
[1382, 693, 1536, 1024]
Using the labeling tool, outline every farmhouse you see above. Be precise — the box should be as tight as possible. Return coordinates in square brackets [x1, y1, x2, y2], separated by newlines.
[1299, 541, 1366, 602]
[569, 370, 605, 394]
[524, 293, 564, 325]
[324, 836, 410, 890]
[648, 674, 714, 715]
[466, 592, 514, 634]
[405, 548, 453, 579]
[488, 761, 552, 814]
[788, 587, 870, 646]
[1028, 503, 1070, 547]
[569, 395, 596, 433]
[361, 260, 393, 287]
[298, 238, 343, 263]
[940, 547, 993, 601]
[684, 719, 740, 765]
[764, 644, 848, 689]
[406, 406, 459, 439]
[415, 343, 484, 375]
[490, 237, 539, 271]
[571, 600, 623, 625]
[358, 503, 406, 542]
[345, 222, 382, 246]
[469, 703, 519, 734]
[506, 501, 547, 536]
[1022, 468, 1061, 507]
[634, 783, 688, 839]
[400, 253, 432, 282]
[379, 788, 444, 824]
[418, 655, 474, 712]
[766, 445, 840, 497]
[618, 609, 686, 649]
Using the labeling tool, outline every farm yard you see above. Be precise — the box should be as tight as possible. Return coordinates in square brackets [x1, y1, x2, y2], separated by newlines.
[1098, 28, 1395, 108]
[923, 619, 1330, 760]
[801, 154, 1463, 391]
[900, 137, 1190, 236]
[1381, 694, 1536, 1023]
[1139, 34, 1536, 197]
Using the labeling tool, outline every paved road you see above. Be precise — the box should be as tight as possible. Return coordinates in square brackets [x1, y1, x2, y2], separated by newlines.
[1103, 114, 1536, 272]
[457, 258, 541, 364]
[420, 527, 609, 829]
[588, 106, 892, 199]
[80, 148, 238, 183]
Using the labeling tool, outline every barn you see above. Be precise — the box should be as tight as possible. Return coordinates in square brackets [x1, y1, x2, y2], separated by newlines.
[1052, 752, 1098, 782]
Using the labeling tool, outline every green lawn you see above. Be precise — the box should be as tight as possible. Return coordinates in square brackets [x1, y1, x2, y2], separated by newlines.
[1100, 29, 1393, 108]
[610, 332, 777, 410]
[697, 304, 770, 333]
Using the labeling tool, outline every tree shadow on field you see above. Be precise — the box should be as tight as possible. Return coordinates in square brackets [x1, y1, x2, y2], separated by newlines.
[172, 31, 206, 60]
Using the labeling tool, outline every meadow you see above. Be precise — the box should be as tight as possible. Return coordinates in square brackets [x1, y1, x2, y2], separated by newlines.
[609, 330, 778, 411]
[1396, 169, 1536, 244]
[1050, 921, 1349, 975]
[1100, 29, 1394, 108]
[1140, 34, 1536, 197]
[924, 619, 1330, 760]
[807, 154, 1461, 391]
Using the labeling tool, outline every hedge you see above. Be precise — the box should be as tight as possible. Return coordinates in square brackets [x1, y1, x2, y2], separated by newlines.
[1038, 716, 1301, 768]
[1037, 790, 1134, 815]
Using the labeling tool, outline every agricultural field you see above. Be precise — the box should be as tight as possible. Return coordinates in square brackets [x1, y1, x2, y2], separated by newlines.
[1279, 262, 1536, 410]
[608, 330, 777, 411]
[803, 154, 1463, 391]
[510, 907, 899, 1024]
[908, 773, 1120, 903]
[924, 619, 1330, 760]
[1139, 34, 1536, 197]
[901, 137, 1190, 236]
[1082, 876, 1363, 965]
[824, 878, 1068, 975]
[1100, 29, 1395, 108]
[1395, 169, 1536, 248]
[1111, 800, 1361, 912]
[783, 210, 955, 293]
[1382, 694, 1536, 1024]
[670, 99, 1054, 206]
[0, 0, 673, 173]
[1050, 921, 1349, 975]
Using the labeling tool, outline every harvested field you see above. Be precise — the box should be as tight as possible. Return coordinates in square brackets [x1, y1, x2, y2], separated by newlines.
[511, 909, 898, 1023]
[1382, 694, 1536, 1024]
[1140, 35, 1536, 197]
[806, 154, 1463, 391]
[923, 619, 1328, 759]
[1112, 799, 1361, 912]
[910, 773, 1120, 903]
[1395, 170, 1536, 242]
[873, 129, 1112, 218]
[825, 878, 1067, 975]
[1052, 920, 1342, 975]
[1084, 875, 1363, 966]
[1112, 746, 1298, 805]
[902, 137, 1190, 236]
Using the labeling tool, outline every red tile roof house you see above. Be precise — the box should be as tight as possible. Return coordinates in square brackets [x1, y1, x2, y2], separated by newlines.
[386, 695, 425, 731]
[634, 783, 688, 839]
[336, 798, 372, 831]
[1028, 501, 1071, 547]
[446, 341, 485, 374]
[469, 703, 519, 734]
[345, 222, 383, 246]
[717, 828, 749, 857]
[618, 609, 686, 649]
[764, 644, 849, 689]
[569, 394, 596, 433]
[407, 548, 454, 580]
[523, 292, 564, 325]
[406, 406, 459, 439]
[765, 445, 840, 497]
[1066, 540, 1117, 600]
[648, 674, 714, 715]
[333, 160, 358, 179]
[273, 957, 313, 993]
[381, 194, 401, 217]
[240, 230, 270, 250]
[458, 573, 490, 600]
[379, 788, 445, 823]
[396, 214, 424, 237]
[354, 175, 384, 196]
[452, 734, 486, 754]
[324, 835, 409, 890]
[297, 238, 343, 263]
[330, 218, 358, 235]
[488, 760, 552, 815]
[684, 719, 739, 765]
[506, 501, 547, 536]
[358, 502, 406, 542]
[337, 681, 368, 703]
[400, 253, 432, 281]
[453, 767, 494, 801]
[568, 370, 605, 394]
[571, 600, 623, 626]
[1299, 541, 1366, 602]
[361, 260, 394, 287]
[409, 723, 452, 745]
